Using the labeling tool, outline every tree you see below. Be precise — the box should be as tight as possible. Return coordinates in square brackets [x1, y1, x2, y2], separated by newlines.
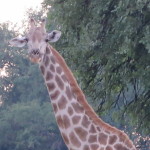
[0, 101, 67, 150]
[42, 0, 150, 148]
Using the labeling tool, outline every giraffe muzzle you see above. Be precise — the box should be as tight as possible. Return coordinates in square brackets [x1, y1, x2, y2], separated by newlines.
[29, 49, 42, 63]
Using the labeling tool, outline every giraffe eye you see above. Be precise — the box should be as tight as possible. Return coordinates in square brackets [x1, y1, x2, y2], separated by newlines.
[24, 38, 28, 42]
[45, 39, 49, 42]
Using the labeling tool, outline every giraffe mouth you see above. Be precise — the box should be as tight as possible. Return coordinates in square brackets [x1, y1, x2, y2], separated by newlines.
[29, 53, 42, 63]
[29, 57, 41, 63]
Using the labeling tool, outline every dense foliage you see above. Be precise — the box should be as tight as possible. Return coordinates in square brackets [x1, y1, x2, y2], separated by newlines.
[0, 0, 150, 149]
[0, 101, 67, 150]
[43, 0, 150, 134]
[43, 0, 150, 148]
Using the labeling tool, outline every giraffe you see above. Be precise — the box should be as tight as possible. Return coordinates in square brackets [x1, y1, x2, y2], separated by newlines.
[9, 19, 137, 150]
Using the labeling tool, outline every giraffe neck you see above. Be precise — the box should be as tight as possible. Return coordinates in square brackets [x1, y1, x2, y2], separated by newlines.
[39, 45, 136, 150]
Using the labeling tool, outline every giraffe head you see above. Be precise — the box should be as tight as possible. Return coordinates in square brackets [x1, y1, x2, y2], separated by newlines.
[9, 18, 61, 63]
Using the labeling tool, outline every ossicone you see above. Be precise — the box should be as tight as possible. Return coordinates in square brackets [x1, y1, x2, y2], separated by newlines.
[29, 18, 36, 28]
[41, 18, 46, 29]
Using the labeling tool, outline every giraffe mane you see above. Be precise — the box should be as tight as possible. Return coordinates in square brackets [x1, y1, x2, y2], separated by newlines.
[50, 45, 135, 147]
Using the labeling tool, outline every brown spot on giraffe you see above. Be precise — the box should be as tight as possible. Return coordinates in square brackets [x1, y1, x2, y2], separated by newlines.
[83, 145, 90, 150]
[52, 103, 58, 113]
[40, 65, 45, 75]
[90, 144, 99, 150]
[72, 115, 81, 124]
[55, 75, 64, 90]
[74, 127, 88, 141]
[82, 115, 91, 128]
[45, 56, 50, 67]
[97, 126, 101, 132]
[88, 134, 97, 143]
[68, 106, 74, 116]
[56, 115, 64, 129]
[46, 46, 50, 54]
[98, 133, 108, 145]
[72, 102, 84, 113]
[46, 71, 53, 81]
[58, 95, 68, 110]
[63, 115, 71, 129]
[47, 82, 55, 91]
[69, 132, 81, 148]
[50, 64, 55, 72]
[106, 146, 113, 150]
[56, 66, 62, 74]
[109, 135, 117, 145]
[66, 86, 73, 100]
[89, 124, 97, 133]
[119, 133, 126, 143]
[61, 74, 68, 82]
[51, 90, 60, 100]
[50, 56, 56, 64]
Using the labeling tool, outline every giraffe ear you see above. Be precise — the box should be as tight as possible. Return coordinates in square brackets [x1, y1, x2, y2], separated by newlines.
[9, 37, 27, 47]
[47, 30, 61, 42]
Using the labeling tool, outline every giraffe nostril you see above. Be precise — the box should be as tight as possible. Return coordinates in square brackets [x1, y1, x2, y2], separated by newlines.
[32, 49, 40, 55]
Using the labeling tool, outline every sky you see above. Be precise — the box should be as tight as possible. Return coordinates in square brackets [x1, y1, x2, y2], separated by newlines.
[0, 0, 43, 77]
[0, 0, 43, 25]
